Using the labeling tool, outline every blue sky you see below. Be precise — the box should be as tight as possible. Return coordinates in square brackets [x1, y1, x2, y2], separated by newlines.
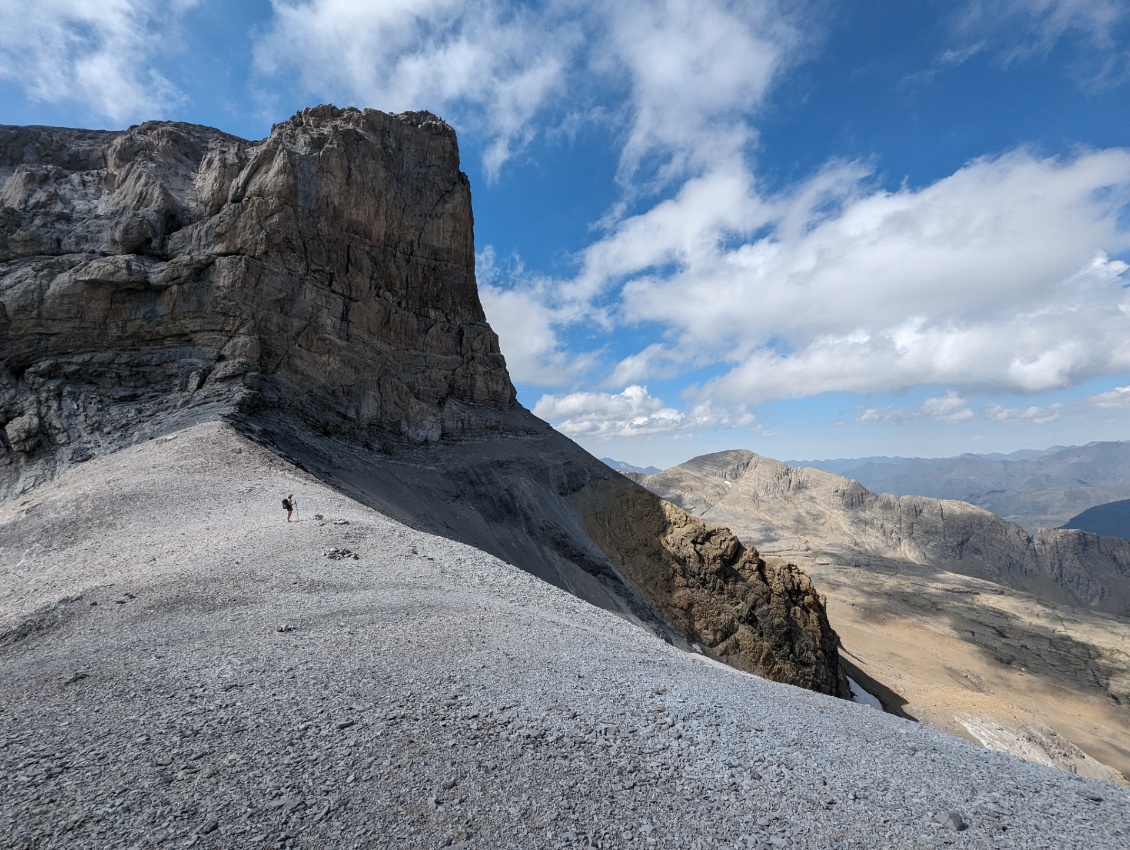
[2, 1, 1130, 468]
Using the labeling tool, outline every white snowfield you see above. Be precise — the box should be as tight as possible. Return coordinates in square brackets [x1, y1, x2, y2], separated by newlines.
[1, 422, 1127, 849]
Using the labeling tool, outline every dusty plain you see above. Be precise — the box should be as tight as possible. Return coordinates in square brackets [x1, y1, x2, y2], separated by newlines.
[790, 553, 1130, 785]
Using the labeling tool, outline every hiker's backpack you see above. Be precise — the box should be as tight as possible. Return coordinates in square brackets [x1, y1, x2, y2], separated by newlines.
[282, 498, 291, 509]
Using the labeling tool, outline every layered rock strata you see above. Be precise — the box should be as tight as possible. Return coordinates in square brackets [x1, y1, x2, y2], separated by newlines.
[1, 105, 513, 494]
[0, 108, 849, 698]
[641, 450, 1130, 618]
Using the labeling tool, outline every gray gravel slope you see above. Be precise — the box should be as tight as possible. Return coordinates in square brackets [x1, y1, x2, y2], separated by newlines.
[1, 423, 1127, 849]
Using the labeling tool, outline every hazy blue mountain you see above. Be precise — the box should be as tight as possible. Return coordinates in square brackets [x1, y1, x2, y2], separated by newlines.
[1062, 499, 1130, 541]
[790, 441, 1130, 532]
[601, 457, 662, 475]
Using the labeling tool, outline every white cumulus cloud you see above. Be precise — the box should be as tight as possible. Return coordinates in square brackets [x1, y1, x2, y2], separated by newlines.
[0, 0, 198, 123]
[532, 385, 753, 439]
[255, 0, 577, 178]
[605, 151, 1130, 406]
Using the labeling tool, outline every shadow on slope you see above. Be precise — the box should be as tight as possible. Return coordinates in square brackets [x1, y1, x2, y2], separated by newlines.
[805, 552, 1130, 781]
[239, 411, 852, 699]
[837, 654, 914, 720]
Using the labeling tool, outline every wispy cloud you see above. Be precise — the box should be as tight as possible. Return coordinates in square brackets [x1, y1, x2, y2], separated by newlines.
[1090, 384, 1130, 408]
[255, 0, 579, 179]
[602, 0, 806, 186]
[859, 392, 974, 425]
[957, 0, 1129, 51]
[533, 385, 754, 439]
[446, 1, 812, 383]
[0, 0, 198, 123]
[985, 402, 1064, 424]
[950, 0, 1130, 84]
[476, 247, 598, 386]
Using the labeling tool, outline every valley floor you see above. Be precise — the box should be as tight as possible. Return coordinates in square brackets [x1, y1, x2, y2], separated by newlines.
[2, 423, 1128, 849]
[787, 554, 1130, 786]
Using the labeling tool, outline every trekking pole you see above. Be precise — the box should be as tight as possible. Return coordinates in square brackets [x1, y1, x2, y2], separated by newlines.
[294, 498, 299, 522]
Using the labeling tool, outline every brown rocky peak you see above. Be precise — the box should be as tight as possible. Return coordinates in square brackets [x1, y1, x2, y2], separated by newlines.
[578, 477, 850, 698]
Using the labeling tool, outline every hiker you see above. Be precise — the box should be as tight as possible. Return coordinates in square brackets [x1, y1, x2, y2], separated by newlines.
[283, 493, 297, 523]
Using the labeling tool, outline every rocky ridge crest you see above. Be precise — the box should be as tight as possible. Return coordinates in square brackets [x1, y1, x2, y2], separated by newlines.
[0, 107, 848, 698]
[641, 449, 1130, 618]
[1, 105, 514, 495]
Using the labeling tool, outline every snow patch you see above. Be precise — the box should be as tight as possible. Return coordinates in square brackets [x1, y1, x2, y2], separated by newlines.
[848, 676, 883, 710]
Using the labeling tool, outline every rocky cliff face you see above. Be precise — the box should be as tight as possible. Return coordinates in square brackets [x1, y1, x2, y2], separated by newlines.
[1, 105, 514, 495]
[0, 108, 849, 698]
[578, 479, 847, 695]
[641, 450, 1130, 618]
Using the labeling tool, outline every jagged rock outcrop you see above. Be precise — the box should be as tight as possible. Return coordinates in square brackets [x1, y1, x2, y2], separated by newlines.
[0, 107, 849, 697]
[1035, 528, 1130, 612]
[1, 105, 514, 494]
[641, 450, 1130, 618]
[579, 480, 848, 695]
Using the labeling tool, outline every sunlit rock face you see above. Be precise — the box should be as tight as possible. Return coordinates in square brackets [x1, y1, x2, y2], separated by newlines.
[0, 105, 515, 492]
[640, 449, 1130, 618]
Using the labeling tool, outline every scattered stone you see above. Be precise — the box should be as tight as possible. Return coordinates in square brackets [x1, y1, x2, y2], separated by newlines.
[63, 672, 88, 685]
[324, 548, 359, 560]
[4, 411, 42, 454]
[277, 624, 295, 633]
[933, 810, 968, 832]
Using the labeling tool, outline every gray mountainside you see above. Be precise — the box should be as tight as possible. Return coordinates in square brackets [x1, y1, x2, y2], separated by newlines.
[1062, 499, 1130, 541]
[640, 450, 1130, 618]
[0, 106, 847, 698]
[6, 109, 1130, 849]
[798, 443, 1130, 532]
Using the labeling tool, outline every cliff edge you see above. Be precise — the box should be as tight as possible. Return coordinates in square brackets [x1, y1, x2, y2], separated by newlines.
[1, 105, 515, 496]
[0, 107, 849, 698]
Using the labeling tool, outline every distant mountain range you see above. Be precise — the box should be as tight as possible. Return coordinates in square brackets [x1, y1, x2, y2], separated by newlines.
[639, 449, 1130, 618]
[601, 457, 662, 475]
[792, 441, 1130, 532]
[1063, 499, 1130, 541]
[635, 449, 1130, 782]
